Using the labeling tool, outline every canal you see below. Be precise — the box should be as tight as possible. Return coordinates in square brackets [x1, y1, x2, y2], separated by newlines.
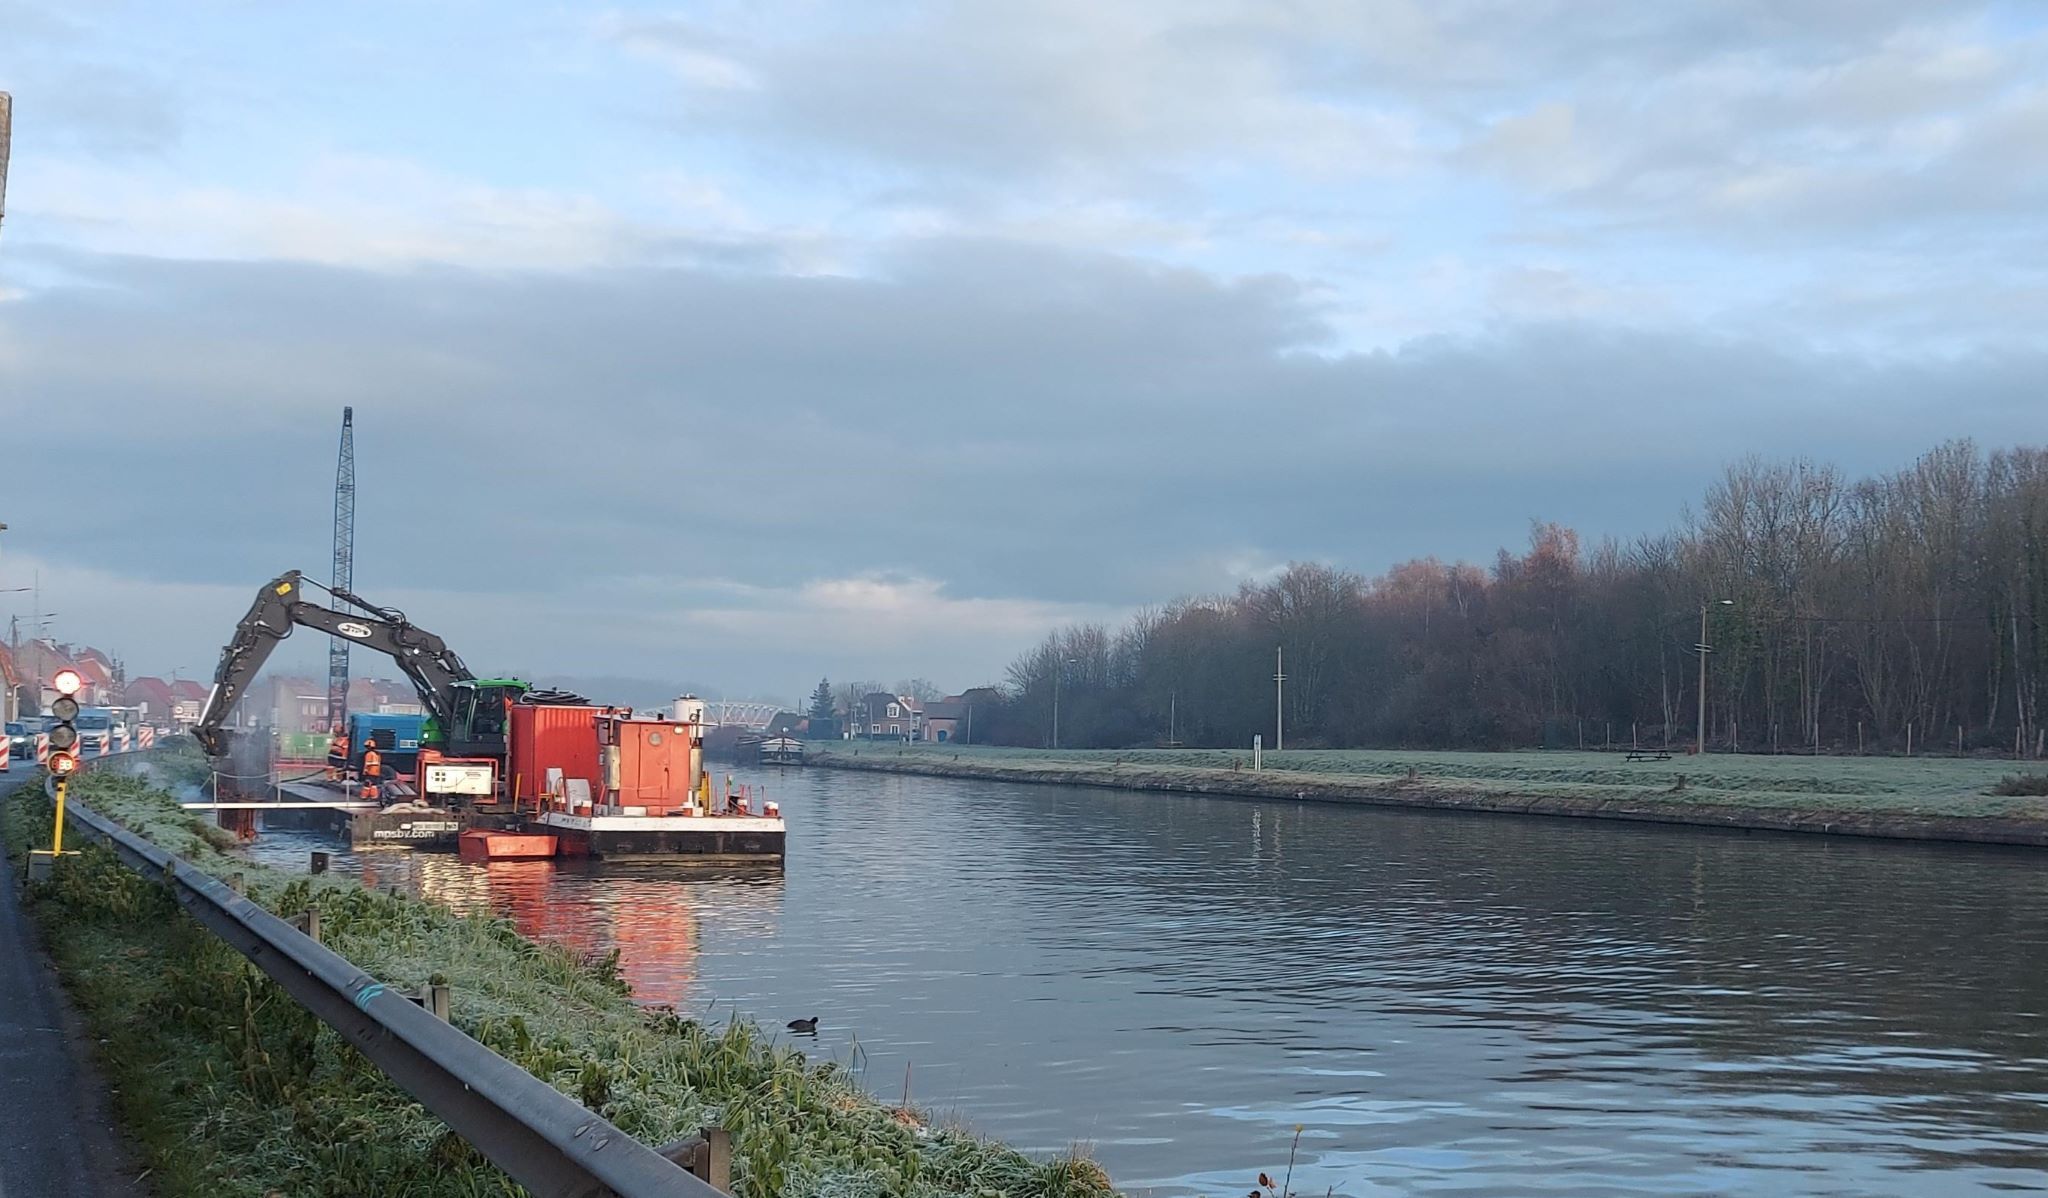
[245, 767, 2048, 1196]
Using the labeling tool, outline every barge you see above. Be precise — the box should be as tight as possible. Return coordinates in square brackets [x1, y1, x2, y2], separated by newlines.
[268, 697, 786, 861]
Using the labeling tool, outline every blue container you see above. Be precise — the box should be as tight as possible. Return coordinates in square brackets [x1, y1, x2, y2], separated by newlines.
[348, 712, 426, 774]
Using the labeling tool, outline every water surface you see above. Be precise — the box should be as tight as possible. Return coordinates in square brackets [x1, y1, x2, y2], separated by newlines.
[246, 767, 2048, 1196]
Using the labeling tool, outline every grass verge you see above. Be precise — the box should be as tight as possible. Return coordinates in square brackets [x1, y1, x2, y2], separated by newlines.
[4, 759, 1117, 1198]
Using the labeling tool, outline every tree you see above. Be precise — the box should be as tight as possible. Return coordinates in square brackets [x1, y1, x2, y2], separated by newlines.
[970, 438, 2048, 756]
[895, 678, 943, 703]
[808, 678, 834, 721]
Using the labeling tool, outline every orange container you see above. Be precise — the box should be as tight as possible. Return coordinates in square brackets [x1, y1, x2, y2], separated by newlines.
[509, 704, 605, 809]
[605, 717, 700, 816]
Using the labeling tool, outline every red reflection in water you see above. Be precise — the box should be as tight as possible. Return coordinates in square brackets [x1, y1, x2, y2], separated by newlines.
[407, 859, 722, 1006]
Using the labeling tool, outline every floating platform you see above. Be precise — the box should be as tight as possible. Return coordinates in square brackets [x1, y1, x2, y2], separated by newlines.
[532, 811, 785, 861]
[458, 828, 559, 862]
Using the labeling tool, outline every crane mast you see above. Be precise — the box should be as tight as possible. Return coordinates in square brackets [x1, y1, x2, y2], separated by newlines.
[327, 407, 356, 732]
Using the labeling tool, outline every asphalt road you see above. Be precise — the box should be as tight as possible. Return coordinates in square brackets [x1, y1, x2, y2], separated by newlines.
[0, 796, 146, 1198]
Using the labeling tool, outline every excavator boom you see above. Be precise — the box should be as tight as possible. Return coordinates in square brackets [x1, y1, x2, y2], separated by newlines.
[192, 571, 476, 758]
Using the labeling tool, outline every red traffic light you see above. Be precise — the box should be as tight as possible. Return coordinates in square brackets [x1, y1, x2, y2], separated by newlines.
[47, 750, 78, 777]
[51, 669, 83, 697]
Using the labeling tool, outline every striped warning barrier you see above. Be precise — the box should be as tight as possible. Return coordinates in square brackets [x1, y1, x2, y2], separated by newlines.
[35, 733, 48, 764]
[139, 726, 156, 750]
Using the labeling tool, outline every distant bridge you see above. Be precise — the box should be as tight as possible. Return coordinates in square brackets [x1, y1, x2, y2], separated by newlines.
[706, 700, 785, 731]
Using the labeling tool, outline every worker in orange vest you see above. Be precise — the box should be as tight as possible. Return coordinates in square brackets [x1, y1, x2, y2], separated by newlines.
[326, 727, 350, 781]
[361, 740, 384, 804]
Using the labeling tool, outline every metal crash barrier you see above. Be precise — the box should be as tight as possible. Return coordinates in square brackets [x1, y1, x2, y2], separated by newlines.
[42, 759, 725, 1198]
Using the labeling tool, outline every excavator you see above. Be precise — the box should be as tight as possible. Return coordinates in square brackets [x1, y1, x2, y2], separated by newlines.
[191, 570, 572, 771]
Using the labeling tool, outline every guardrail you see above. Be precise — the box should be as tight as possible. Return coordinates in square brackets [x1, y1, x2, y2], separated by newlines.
[30, 758, 725, 1198]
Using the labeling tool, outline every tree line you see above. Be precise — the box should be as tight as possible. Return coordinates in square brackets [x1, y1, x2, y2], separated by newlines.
[965, 440, 2048, 755]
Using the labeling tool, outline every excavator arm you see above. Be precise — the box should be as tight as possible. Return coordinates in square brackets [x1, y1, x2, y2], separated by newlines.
[191, 570, 476, 758]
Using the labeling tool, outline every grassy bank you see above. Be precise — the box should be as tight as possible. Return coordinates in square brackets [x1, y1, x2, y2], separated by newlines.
[3, 758, 1117, 1198]
[811, 744, 2048, 843]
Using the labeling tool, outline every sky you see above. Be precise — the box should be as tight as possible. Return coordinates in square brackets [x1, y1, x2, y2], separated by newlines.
[2, 1, 2046, 704]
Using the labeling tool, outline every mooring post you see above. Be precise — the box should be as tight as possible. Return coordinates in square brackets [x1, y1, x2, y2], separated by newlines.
[656, 1125, 732, 1192]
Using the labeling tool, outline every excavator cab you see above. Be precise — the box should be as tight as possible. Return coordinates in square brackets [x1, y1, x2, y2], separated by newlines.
[443, 679, 531, 759]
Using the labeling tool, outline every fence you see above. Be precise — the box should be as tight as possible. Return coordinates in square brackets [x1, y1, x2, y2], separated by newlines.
[34, 756, 727, 1198]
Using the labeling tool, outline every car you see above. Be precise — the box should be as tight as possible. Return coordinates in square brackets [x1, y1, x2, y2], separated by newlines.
[4, 720, 32, 759]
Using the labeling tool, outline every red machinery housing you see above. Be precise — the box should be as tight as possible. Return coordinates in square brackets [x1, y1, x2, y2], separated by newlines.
[508, 704, 702, 816]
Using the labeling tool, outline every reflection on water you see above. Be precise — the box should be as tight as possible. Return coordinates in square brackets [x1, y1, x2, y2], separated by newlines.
[245, 768, 2048, 1197]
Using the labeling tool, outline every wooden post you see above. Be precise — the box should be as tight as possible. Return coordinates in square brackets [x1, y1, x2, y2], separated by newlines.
[1858, 720, 1864, 754]
[229, 872, 245, 895]
[1906, 722, 1913, 757]
[304, 907, 320, 944]
[418, 983, 451, 1021]
[1957, 725, 1964, 756]
[1632, 722, 1638, 750]
[657, 1127, 732, 1193]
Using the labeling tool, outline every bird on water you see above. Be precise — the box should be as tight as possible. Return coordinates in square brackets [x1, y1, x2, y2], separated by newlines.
[787, 1016, 819, 1034]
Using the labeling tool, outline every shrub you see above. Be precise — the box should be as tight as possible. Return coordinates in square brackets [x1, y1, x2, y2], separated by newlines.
[1991, 773, 2048, 796]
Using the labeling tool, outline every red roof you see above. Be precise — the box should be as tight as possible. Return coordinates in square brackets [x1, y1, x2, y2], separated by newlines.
[124, 677, 175, 708]
[170, 680, 209, 702]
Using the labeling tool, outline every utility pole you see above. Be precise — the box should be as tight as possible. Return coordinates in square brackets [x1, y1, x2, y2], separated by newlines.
[1052, 663, 1062, 749]
[1274, 645, 1286, 752]
[1697, 600, 1733, 754]
[1051, 655, 1076, 749]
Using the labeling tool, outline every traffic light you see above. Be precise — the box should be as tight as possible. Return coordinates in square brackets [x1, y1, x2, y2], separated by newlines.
[48, 671, 81, 769]
[30, 669, 86, 878]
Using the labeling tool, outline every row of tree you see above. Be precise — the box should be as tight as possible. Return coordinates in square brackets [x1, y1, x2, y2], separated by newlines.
[964, 440, 2048, 754]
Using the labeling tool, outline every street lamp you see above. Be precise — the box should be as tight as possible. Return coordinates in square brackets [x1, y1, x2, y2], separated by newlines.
[1697, 599, 1735, 755]
[1051, 656, 1078, 750]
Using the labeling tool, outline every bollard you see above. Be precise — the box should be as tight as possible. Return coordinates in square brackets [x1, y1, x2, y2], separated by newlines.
[288, 907, 323, 943]
[657, 1126, 731, 1192]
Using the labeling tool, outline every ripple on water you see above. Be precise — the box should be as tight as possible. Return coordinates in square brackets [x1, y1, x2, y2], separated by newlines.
[244, 768, 2048, 1196]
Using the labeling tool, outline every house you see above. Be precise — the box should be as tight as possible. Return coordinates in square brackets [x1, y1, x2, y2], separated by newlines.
[348, 677, 422, 715]
[12, 639, 121, 707]
[854, 692, 921, 741]
[920, 689, 1000, 743]
[920, 698, 965, 743]
[122, 677, 178, 724]
[254, 674, 327, 734]
[762, 711, 808, 737]
[170, 680, 209, 728]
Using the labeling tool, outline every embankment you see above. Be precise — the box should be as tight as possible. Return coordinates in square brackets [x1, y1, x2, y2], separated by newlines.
[810, 745, 2048, 848]
[2, 757, 1117, 1198]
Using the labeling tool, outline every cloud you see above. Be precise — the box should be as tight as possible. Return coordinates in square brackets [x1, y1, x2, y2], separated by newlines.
[15, 155, 785, 271]
[3, 241, 2042, 696]
[6, 0, 2048, 700]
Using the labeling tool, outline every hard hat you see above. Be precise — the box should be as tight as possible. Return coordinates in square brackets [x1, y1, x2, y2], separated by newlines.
[363, 739, 377, 748]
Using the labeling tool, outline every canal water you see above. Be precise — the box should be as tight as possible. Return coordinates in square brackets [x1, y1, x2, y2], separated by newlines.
[245, 767, 2048, 1196]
